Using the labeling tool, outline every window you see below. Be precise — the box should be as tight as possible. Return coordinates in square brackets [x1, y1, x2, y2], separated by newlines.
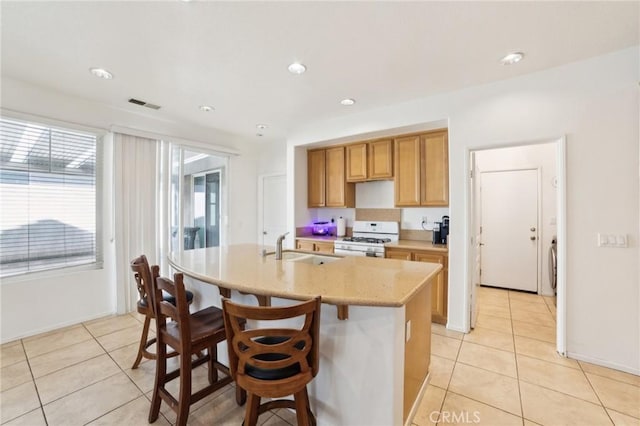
[0, 117, 101, 277]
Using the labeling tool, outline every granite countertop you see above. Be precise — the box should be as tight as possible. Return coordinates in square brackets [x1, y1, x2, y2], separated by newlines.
[386, 240, 449, 253]
[168, 244, 441, 307]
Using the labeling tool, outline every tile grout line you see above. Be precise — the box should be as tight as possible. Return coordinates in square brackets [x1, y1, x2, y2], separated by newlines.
[577, 360, 616, 425]
[508, 291, 526, 423]
[19, 338, 49, 426]
[79, 320, 167, 425]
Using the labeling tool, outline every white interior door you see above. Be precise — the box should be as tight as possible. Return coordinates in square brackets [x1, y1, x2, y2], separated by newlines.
[260, 174, 287, 248]
[480, 169, 539, 292]
[469, 153, 482, 328]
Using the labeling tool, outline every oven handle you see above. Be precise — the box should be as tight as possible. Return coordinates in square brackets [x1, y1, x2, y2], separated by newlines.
[334, 248, 366, 257]
[334, 248, 384, 258]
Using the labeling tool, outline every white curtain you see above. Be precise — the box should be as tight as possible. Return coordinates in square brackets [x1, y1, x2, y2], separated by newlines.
[113, 133, 159, 314]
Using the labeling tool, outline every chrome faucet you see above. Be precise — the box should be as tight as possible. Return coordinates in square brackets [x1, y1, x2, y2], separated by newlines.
[275, 232, 290, 260]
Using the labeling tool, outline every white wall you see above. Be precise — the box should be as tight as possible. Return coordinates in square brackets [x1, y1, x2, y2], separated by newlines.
[475, 143, 557, 295]
[0, 78, 259, 341]
[288, 48, 640, 373]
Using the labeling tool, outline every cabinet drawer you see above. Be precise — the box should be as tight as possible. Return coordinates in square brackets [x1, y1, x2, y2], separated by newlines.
[296, 240, 315, 251]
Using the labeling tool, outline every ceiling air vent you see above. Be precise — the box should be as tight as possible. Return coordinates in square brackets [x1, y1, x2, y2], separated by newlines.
[128, 98, 161, 110]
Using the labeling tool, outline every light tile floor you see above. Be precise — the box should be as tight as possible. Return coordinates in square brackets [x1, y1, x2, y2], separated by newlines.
[1, 287, 638, 425]
[414, 286, 640, 426]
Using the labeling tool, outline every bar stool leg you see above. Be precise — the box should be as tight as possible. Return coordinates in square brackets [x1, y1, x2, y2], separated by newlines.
[294, 388, 311, 426]
[236, 384, 247, 405]
[207, 345, 218, 384]
[149, 339, 166, 423]
[176, 352, 192, 426]
[132, 314, 152, 369]
[244, 393, 261, 426]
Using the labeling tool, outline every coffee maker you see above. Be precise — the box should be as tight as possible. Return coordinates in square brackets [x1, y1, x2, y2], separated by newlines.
[441, 215, 450, 244]
[432, 215, 450, 245]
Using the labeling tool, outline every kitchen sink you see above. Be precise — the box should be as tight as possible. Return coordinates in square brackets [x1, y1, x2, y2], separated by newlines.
[265, 251, 340, 265]
[264, 251, 310, 261]
[288, 254, 341, 265]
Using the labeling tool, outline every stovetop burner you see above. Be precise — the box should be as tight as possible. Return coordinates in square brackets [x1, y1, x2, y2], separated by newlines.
[341, 237, 392, 244]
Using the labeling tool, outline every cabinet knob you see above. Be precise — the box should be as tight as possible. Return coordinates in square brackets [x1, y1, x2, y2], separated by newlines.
[530, 236, 536, 241]
[530, 227, 536, 232]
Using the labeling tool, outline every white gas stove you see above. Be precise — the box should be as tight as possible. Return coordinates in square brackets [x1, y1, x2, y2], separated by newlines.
[334, 221, 399, 257]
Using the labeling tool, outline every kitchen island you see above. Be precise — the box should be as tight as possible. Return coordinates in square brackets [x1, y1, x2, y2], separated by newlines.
[168, 244, 442, 426]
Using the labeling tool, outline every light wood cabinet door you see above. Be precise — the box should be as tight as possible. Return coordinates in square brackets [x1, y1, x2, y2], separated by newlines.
[296, 240, 315, 251]
[414, 251, 447, 325]
[421, 131, 449, 206]
[394, 135, 422, 206]
[325, 146, 355, 207]
[314, 241, 335, 254]
[307, 149, 325, 207]
[368, 139, 393, 180]
[385, 248, 413, 261]
[346, 143, 367, 182]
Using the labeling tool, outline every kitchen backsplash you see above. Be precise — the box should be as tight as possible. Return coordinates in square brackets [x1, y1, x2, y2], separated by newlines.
[305, 171, 449, 236]
[308, 207, 449, 235]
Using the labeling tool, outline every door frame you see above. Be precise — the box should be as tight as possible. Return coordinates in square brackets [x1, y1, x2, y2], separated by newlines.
[257, 173, 286, 246]
[465, 136, 567, 356]
[191, 168, 222, 248]
[479, 167, 542, 293]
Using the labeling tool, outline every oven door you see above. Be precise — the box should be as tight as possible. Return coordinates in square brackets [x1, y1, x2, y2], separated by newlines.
[334, 248, 367, 256]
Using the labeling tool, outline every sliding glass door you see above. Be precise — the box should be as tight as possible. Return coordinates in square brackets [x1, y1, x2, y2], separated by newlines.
[163, 145, 227, 255]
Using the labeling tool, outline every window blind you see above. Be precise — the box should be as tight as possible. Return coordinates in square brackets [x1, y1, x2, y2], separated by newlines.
[0, 117, 101, 277]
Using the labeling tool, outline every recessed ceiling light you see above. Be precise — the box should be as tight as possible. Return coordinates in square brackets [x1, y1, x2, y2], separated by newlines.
[288, 62, 307, 74]
[500, 52, 525, 65]
[199, 105, 214, 112]
[89, 67, 113, 79]
[340, 98, 356, 106]
[256, 124, 268, 130]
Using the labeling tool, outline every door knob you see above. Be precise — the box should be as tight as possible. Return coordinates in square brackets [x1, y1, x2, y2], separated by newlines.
[530, 227, 536, 232]
[530, 236, 536, 241]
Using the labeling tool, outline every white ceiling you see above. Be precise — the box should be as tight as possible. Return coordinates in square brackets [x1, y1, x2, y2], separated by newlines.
[1, 1, 638, 143]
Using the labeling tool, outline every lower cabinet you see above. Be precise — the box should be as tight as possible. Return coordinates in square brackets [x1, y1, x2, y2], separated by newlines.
[386, 247, 448, 324]
[296, 239, 335, 254]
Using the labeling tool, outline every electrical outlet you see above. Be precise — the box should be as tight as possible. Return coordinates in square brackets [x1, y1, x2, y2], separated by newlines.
[421, 216, 428, 224]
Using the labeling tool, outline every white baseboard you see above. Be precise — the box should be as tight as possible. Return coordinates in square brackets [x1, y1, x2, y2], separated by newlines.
[567, 351, 640, 376]
[1, 310, 116, 344]
[445, 322, 468, 334]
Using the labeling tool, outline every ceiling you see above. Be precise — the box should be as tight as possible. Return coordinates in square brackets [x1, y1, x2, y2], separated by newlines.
[1, 1, 638, 143]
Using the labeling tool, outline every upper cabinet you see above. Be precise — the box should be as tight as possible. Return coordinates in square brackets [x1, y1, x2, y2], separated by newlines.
[308, 147, 355, 208]
[308, 130, 447, 208]
[346, 139, 394, 182]
[308, 149, 326, 207]
[394, 129, 449, 207]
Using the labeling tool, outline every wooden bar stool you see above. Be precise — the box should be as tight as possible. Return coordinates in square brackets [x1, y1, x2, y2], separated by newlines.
[130, 255, 194, 369]
[222, 296, 322, 426]
[149, 272, 246, 426]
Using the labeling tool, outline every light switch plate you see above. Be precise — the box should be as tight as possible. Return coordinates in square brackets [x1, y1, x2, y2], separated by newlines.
[598, 233, 608, 247]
